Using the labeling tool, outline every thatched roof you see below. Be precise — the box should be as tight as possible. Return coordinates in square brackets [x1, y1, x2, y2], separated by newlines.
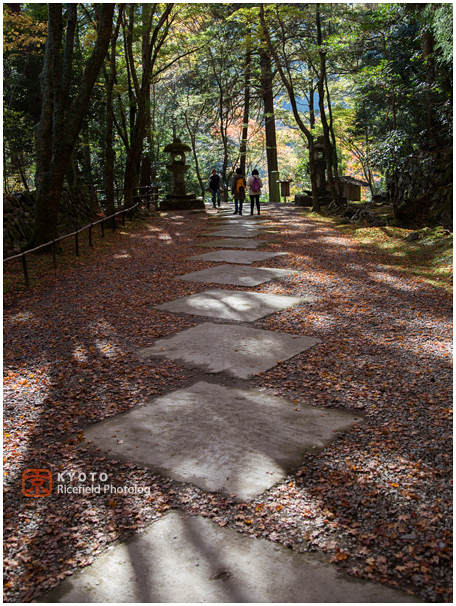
[339, 175, 369, 187]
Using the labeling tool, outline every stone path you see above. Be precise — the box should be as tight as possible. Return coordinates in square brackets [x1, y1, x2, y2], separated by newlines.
[175, 264, 297, 286]
[187, 250, 287, 264]
[153, 291, 313, 321]
[43, 512, 417, 603]
[44, 204, 418, 602]
[137, 322, 320, 378]
[196, 238, 272, 249]
[201, 228, 278, 238]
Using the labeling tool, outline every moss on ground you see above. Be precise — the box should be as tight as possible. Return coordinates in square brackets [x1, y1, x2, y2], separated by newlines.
[300, 208, 453, 295]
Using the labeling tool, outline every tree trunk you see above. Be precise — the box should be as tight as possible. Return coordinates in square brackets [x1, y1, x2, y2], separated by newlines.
[81, 120, 92, 181]
[123, 153, 137, 209]
[240, 47, 251, 175]
[190, 131, 205, 199]
[259, 46, 278, 196]
[259, 5, 319, 211]
[104, 7, 123, 223]
[309, 80, 315, 130]
[28, 4, 114, 249]
[421, 16, 436, 146]
[119, 4, 174, 209]
[316, 6, 342, 205]
[324, 72, 340, 183]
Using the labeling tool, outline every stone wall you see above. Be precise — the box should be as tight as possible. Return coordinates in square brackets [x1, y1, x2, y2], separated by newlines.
[388, 147, 453, 229]
[3, 184, 101, 257]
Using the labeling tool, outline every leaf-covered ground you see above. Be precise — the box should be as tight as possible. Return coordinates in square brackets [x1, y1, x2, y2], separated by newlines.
[3, 206, 452, 602]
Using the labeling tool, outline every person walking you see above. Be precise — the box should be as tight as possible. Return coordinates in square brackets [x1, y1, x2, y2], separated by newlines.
[246, 169, 263, 215]
[208, 169, 224, 208]
[231, 167, 246, 215]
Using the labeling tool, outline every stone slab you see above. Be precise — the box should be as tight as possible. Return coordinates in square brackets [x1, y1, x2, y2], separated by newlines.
[137, 322, 319, 378]
[186, 250, 288, 265]
[200, 230, 262, 239]
[201, 230, 275, 238]
[154, 289, 311, 322]
[42, 511, 417, 603]
[82, 381, 352, 499]
[208, 218, 269, 225]
[196, 239, 272, 249]
[203, 223, 268, 230]
[176, 265, 298, 287]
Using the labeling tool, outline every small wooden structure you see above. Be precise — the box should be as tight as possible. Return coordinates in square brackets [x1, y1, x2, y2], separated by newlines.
[338, 176, 369, 201]
[277, 179, 293, 203]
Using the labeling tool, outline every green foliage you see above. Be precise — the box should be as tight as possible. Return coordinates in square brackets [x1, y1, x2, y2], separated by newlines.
[4, 2, 452, 217]
[3, 8, 47, 54]
[3, 6, 47, 191]
[428, 3, 453, 65]
[368, 130, 415, 173]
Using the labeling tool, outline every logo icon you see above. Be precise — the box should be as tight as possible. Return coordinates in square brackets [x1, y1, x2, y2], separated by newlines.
[22, 469, 52, 497]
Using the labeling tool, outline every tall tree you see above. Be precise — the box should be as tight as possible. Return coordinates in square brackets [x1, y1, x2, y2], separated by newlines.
[103, 6, 124, 221]
[259, 43, 279, 197]
[314, 4, 342, 205]
[28, 3, 114, 248]
[259, 4, 320, 211]
[239, 43, 252, 176]
[114, 4, 174, 209]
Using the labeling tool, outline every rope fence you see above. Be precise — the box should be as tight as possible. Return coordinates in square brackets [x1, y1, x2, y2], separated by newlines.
[4, 202, 140, 290]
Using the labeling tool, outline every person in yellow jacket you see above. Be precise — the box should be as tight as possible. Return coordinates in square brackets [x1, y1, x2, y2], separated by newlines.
[231, 167, 246, 215]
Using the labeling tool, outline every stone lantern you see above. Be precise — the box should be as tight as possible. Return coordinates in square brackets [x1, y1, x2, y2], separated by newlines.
[159, 137, 205, 210]
[312, 135, 327, 195]
[294, 135, 330, 207]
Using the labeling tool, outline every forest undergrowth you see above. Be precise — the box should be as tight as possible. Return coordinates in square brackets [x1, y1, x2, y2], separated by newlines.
[3, 205, 452, 602]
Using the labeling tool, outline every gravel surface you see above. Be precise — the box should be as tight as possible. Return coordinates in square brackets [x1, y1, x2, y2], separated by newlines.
[3, 206, 452, 602]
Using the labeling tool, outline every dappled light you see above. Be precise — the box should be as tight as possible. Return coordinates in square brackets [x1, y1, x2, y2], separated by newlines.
[3, 205, 452, 603]
[95, 338, 124, 359]
[72, 344, 89, 362]
[3, 0, 452, 600]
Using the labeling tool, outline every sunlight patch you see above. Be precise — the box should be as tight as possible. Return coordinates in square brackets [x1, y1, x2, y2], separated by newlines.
[8, 310, 36, 325]
[73, 345, 88, 362]
[95, 338, 123, 359]
[370, 272, 419, 291]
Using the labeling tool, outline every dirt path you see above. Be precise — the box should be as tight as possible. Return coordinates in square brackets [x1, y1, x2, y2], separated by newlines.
[3, 206, 452, 602]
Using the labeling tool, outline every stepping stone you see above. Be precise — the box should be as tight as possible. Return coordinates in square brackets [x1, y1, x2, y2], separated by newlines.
[200, 230, 263, 239]
[187, 250, 288, 265]
[82, 382, 353, 500]
[206, 220, 265, 226]
[137, 322, 319, 378]
[203, 224, 265, 230]
[42, 510, 416, 603]
[202, 229, 278, 238]
[176, 265, 298, 287]
[153, 290, 311, 322]
[209, 218, 269, 225]
[205, 224, 270, 231]
[196, 239, 272, 249]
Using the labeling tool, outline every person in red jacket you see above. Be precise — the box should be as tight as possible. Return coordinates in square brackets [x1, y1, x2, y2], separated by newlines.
[246, 169, 263, 215]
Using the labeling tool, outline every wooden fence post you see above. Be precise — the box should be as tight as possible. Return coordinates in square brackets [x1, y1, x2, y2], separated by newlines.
[21, 254, 29, 289]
